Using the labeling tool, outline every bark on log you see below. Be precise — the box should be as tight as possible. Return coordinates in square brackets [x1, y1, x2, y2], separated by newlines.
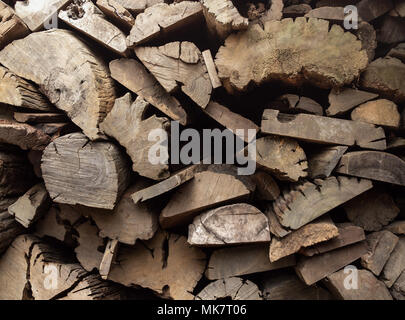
[261, 109, 386, 150]
[109, 58, 187, 125]
[307, 145, 348, 179]
[326, 87, 378, 116]
[0, 120, 50, 150]
[0, 1, 29, 49]
[0, 210, 24, 255]
[351, 99, 400, 128]
[41, 132, 131, 210]
[188, 203, 270, 247]
[215, 18, 368, 93]
[0, 29, 117, 140]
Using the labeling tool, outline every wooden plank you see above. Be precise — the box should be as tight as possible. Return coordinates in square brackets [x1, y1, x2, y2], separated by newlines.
[0, 1, 29, 50]
[261, 109, 386, 150]
[202, 50, 222, 89]
[307, 145, 348, 179]
[99, 239, 119, 280]
[326, 87, 378, 116]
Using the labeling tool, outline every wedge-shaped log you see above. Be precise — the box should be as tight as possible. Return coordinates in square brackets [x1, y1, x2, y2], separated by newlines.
[336, 151, 405, 186]
[196, 277, 262, 300]
[99, 239, 119, 280]
[100, 93, 170, 180]
[215, 18, 368, 93]
[271, 176, 373, 231]
[326, 88, 378, 116]
[59, 0, 128, 56]
[386, 221, 405, 235]
[110, 58, 187, 125]
[0, 120, 50, 150]
[324, 269, 392, 300]
[252, 171, 280, 201]
[0, 211, 24, 255]
[201, 0, 248, 40]
[391, 271, 405, 300]
[108, 230, 206, 300]
[351, 99, 400, 128]
[160, 166, 255, 228]
[0, 29, 116, 140]
[381, 237, 405, 288]
[41, 132, 130, 210]
[261, 109, 386, 150]
[206, 244, 295, 280]
[307, 146, 348, 179]
[14, 113, 67, 124]
[188, 203, 270, 246]
[135, 42, 212, 108]
[0, 1, 29, 49]
[127, 1, 203, 46]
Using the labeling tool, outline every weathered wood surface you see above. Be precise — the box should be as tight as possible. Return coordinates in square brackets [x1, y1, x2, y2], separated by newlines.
[108, 231, 206, 300]
[14, 113, 67, 124]
[336, 151, 405, 186]
[135, 42, 212, 108]
[252, 171, 280, 201]
[96, 0, 135, 31]
[262, 109, 386, 150]
[0, 29, 117, 140]
[351, 99, 400, 128]
[283, 4, 312, 18]
[391, 271, 405, 300]
[326, 88, 378, 116]
[215, 18, 368, 93]
[160, 166, 255, 228]
[305, 6, 346, 21]
[188, 203, 270, 246]
[203, 102, 258, 143]
[109, 58, 187, 125]
[262, 0, 284, 22]
[99, 239, 119, 280]
[0, 120, 50, 150]
[127, 1, 203, 46]
[381, 237, 405, 288]
[386, 221, 405, 235]
[271, 176, 372, 231]
[8, 183, 50, 228]
[270, 217, 339, 262]
[201, 0, 248, 40]
[59, 0, 128, 56]
[324, 269, 393, 300]
[0, 1, 29, 49]
[361, 230, 399, 276]
[307, 145, 348, 179]
[206, 244, 295, 280]
[300, 223, 365, 257]
[295, 241, 368, 285]
[114, 0, 164, 15]
[202, 50, 221, 89]
[271, 94, 323, 115]
[266, 205, 290, 238]
[355, 21, 377, 62]
[357, 0, 394, 22]
[344, 188, 400, 231]
[41, 132, 130, 210]
[0, 211, 24, 255]
[196, 277, 262, 300]
[100, 93, 170, 180]
[254, 136, 308, 182]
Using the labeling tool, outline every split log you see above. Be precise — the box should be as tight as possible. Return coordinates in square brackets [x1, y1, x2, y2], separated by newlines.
[108, 230, 206, 300]
[381, 237, 405, 288]
[201, 0, 248, 40]
[295, 241, 368, 285]
[283, 4, 312, 18]
[41, 132, 131, 210]
[270, 94, 323, 116]
[271, 176, 373, 231]
[215, 18, 368, 93]
[202, 50, 221, 89]
[77, 181, 159, 245]
[96, 0, 135, 31]
[14, 113, 67, 124]
[113, 0, 164, 15]
[127, 1, 203, 47]
[109, 58, 187, 125]
[0, 29, 117, 140]
[361, 230, 399, 276]
[388, 43, 405, 62]
[59, 0, 129, 56]
[360, 57, 405, 103]
[336, 151, 405, 186]
[344, 188, 400, 231]
[99, 239, 118, 280]
[0, 1, 29, 49]
[0, 211, 24, 255]
[307, 145, 348, 179]
[324, 269, 392, 300]
[188, 203, 270, 246]
[378, 16, 405, 43]
[203, 102, 259, 143]
[393, 0, 405, 17]
[391, 271, 405, 300]
[326, 87, 378, 116]
[269, 216, 338, 262]
[266, 205, 290, 238]
[357, 0, 394, 22]
[135, 42, 212, 108]
[305, 6, 346, 21]
[100, 93, 170, 180]
[262, 272, 332, 300]
[0, 197, 17, 212]
[252, 171, 280, 201]
[386, 221, 405, 235]
[355, 21, 377, 62]
[0, 120, 50, 150]
[300, 223, 365, 257]
[14, 0, 72, 31]
[160, 166, 255, 228]
[351, 99, 400, 128]
[254, 136, 308, 182]
[195, 277, 262, 300]
[8, 183, 50, 228]
[206, 244, 295, 280]
[261, 109, 386, 150]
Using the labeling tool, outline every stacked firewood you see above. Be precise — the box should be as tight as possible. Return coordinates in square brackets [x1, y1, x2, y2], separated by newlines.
[0, 0, 404, 300]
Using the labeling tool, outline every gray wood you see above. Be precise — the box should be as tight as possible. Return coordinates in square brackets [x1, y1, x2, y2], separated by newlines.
[202, 50, 222, 89]
[381, 237, 405, 288]
[99, 239, 119, 280]
[252, 171, 280, 201]
[307, 145, 348, 179]
[326, 87, 378, 116]
[271, 94, 323, 115]
[0, 211, 24, 255]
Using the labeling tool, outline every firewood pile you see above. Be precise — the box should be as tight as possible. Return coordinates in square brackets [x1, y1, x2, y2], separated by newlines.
[0, 0, 405, 301]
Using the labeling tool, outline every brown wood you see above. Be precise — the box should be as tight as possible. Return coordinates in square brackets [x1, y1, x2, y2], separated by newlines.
[261, 109, 386, 150]
[336, 151, 405, 186]
[99, 239, 119, 280]
[305, 6, 346, 21]
[391, 270, 405, 300]
[357, 0, 394, 22]
[0, 1, 29, 50]
[41, 132, 131, 210]
[0, 210, 24, 255]
[109, 58, 188, 125]
[14, 113, 67, 124]
[385, 221, 405, 235]
[202, 50, 222, 89]
[252, 171, 280, 201]
[0, 120, 50, 150]
[381, 237, 405, 288]
[271, 94, 323, 115]
[283, 4, 312, 18]
[113, 0, 164, 15]
[351, 99, 400, 128]
[96, 0, 135, 31]
[355, 21, 377, 61]
[307, 145, 348, 179]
